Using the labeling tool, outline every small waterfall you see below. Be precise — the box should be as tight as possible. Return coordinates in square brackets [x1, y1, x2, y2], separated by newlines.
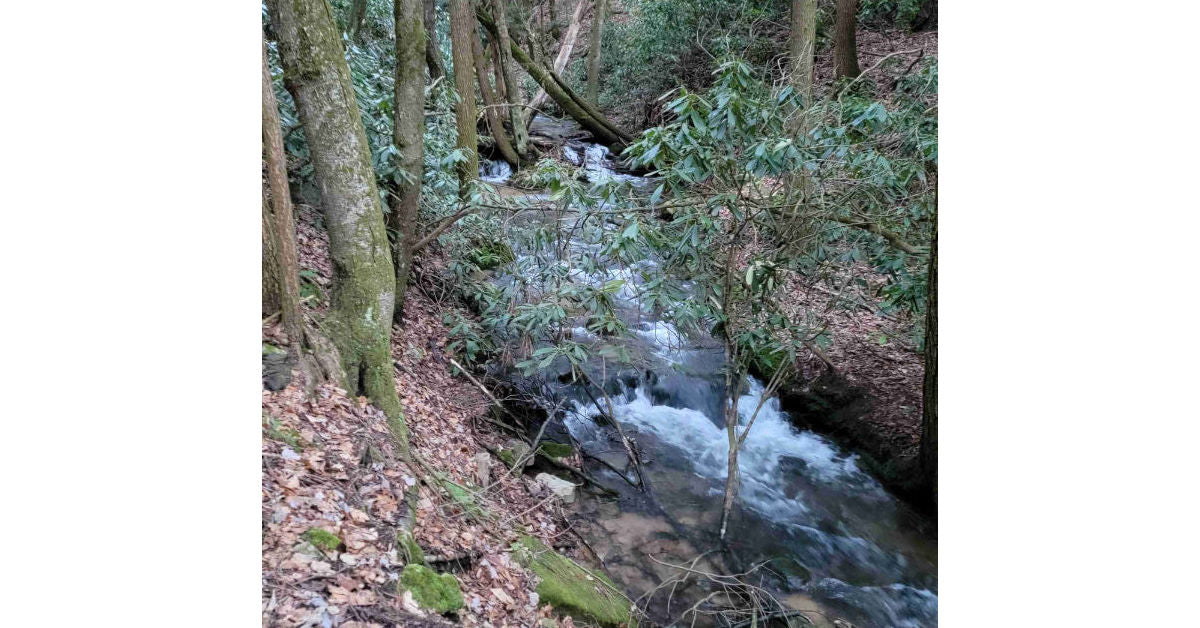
[479, 159, 512, 184]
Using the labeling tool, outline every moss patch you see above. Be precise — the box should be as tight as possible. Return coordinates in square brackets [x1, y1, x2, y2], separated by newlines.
[400, 564, 464, 614]
[512, 536, 632, 627]
[302, 528, 342, 553]
[537, 441, 574, 459]
[397, 529, 425, 565]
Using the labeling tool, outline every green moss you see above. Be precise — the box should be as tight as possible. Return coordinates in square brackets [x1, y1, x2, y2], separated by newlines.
[397, 529, 426, 565]
[512, 536, 632, 627]
[302, 528, 342, 553]
[400, 564, 464, 614]
[498, 448, 516, 467]
[538, 441, 574, 459]
[262, 343, 287, 356]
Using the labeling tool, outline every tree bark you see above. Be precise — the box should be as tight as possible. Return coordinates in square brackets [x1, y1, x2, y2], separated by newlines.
[920, 212, 937, 507]
[834, 0, 861, 79]
[348, 0, 368, 40]
[585, 0, 605, 105]
[492, 0, 529, 155]
[526, 0, 586, 113]
[472, 27, 521, 165]
[450, 0, 480, 192]
[788, 0, 817, 108]
[390, 0, 427, 321]
[423, 0, 446, 79]
[262, 37, 302, 344]
[268, 0, 409, 451]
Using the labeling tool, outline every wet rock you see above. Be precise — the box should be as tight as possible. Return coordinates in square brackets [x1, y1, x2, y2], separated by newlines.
[535, 472, 576, 504]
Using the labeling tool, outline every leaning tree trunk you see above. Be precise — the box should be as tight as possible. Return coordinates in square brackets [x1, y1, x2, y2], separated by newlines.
[472, 28, 521, 166]
[268, 0, 409, 451]
[921, 212, 937, 507]
[788, 0, 817, 110]
[585, 0, 605, 105]
[390, 0, 427, 321]
[527, 0, 586, 113]
[492, 0, 529, 155]
[423, 0, 446, 79]
[262, 37, 302, 345]
[450, 0, 480, 193]
[478, 9, 629, 149]
[834, 0, 860, 79]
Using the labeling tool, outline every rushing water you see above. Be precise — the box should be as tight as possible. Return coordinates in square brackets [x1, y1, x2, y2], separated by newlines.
[482, 124, 937, 627]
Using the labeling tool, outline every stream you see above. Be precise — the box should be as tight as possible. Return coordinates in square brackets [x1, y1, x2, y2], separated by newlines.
[480, 119, 937, 628]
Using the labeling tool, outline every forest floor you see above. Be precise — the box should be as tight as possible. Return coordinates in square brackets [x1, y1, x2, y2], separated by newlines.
[262, 206, 607, 628]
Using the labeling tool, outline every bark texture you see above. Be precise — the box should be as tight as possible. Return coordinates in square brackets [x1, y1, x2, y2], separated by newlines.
[423, 0, 446, 79]
[390, 0, 427, 320]
[492, 0, 529, 155]
[268, 0, 408, 450]
[788, 0, 817, 108]
[262, 37, 303, 344]
[585, 0, 605, 105]
[920, 214, 937, 507]
[348, 0, 368, 40]
[450, 0, 480, 192]
[472, 29, 521, 166]
[834, 0, 861, 79]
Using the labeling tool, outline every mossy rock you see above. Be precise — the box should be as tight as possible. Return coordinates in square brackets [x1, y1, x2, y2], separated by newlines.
[537, 441, 574, 460]
[498, 448, 516, 466]
[512, 536, 633, 627]
[302, 528, 342, 553]
[400, 564, 464, 614]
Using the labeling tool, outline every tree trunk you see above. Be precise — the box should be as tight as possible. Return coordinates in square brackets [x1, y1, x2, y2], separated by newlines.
[548, 0, 559, 38]
[527, 0, 586, 113]
[921, 213, 937, 507]
[268, 0, 409, 451]
[348, 0, 368, 40]
[788, 0, 817, 108]
[834, 0, 860, 79]
[492, 0, 529, 154]
[450, 0, 480, 192]
[585, 0, 605, 105]
[472, 27, 521, 165]
[423, 0, 446, 79]
[390, 0, 426, 321]
[262, 37, 302, 344]
[479, 9, 629, 148]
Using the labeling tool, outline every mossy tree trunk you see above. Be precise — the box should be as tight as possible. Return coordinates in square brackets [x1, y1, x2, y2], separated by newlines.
[390, 0, 427, 321]
[450, 0, 480, 193]
[472, 27, 521, 166]
[834, 0, 861, 79]
[268, 0, 409, 452]
[585, 0, 605, 105]
[423, 0, 446, 79]
[920, 213, 937, 507]
[262, 36, 302, 345]
[492, 0, 529, 155]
